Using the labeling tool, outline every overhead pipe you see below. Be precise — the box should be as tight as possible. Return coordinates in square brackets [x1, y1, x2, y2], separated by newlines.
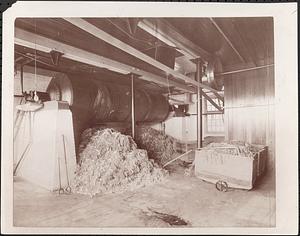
[216, 64, 274, 77]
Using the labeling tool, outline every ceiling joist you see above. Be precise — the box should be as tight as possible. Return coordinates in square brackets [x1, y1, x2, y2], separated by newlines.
[15, 27, 223, 111]
[202, 92, 223, 112]
[63, 18, 221, 93]
[209, 18, 246, 63]
[138, 19, 212, 61]
[15, 28, 195, 94]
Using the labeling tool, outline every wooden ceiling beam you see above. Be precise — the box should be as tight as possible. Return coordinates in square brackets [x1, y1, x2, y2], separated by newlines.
[14, 27, 195, 93]
[15, 27, 223, 111]
[209, 18, 246, 64]
[231, 20, 258, 67]
[211, 91, 224, 103]
[138, 19, 196, 74]
[137, 19, 225, 105]
[63, 18, 220, 93]
[202, 92, 223, 112]
[138, 19, 212, 61]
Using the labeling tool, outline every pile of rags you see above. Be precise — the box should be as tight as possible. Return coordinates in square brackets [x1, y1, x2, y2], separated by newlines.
[134, 126, 178, 166]
[71, 128, 167, 197]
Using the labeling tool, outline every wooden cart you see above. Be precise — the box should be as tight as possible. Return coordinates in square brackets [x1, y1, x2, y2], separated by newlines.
[194, 144, 267, 191]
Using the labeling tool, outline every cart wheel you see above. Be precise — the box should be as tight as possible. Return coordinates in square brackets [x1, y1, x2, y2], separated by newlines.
[216, 180, 228, 192]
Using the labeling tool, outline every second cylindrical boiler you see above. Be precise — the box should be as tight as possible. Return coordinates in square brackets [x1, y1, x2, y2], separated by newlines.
[47, 73, 170, 156]
[47, 72, 170, 124]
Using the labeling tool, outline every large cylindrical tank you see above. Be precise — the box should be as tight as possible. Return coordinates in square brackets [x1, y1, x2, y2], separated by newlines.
[46, 73, 170, 152]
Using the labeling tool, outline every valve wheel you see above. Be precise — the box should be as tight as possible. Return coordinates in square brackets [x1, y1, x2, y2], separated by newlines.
[216, 180, 228, 192]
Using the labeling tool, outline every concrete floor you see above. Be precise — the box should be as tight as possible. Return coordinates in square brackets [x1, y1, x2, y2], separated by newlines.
[13, 161, 275, 228]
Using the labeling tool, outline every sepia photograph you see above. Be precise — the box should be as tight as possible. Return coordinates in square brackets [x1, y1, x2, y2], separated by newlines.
[1, 1, 298, 235]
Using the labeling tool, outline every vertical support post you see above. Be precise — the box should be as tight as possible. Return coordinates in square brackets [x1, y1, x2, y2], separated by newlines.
[20, 64, 24, 94]
[194, 58, 205, 149]
[130, 73, 136, 139]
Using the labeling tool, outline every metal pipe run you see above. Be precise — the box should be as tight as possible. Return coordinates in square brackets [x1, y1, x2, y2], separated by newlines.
[216, 64, 274, 77]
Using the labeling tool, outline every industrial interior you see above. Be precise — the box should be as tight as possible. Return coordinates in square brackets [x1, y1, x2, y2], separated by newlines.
[13, 17, 275, 227]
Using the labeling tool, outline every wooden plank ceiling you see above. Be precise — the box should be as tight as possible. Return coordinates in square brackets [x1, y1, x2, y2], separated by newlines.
[166, 17, 274, 67]
[14, 17, 274, 94]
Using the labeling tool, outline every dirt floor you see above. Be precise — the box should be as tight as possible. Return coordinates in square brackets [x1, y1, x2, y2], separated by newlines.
[13, 160, 275, 228]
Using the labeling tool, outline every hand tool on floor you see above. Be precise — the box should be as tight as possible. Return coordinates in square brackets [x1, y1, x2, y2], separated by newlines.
[14, 110, 25, 141]
[13, 111, 34, 175]
[13, 142, 32, 176]
[62, 134, 71, 194]
[57, 152, 64, 195]
[13, 96, 24, 131]
[163, 149, 193, 168]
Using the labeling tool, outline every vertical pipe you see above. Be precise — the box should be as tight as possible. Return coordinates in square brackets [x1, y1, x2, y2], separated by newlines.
[20, 65, 24, 94]
[130, 73, 135, 139]
[195, 59, 204, 148]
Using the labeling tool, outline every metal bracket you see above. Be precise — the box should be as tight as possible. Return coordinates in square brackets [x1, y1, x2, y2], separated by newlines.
[50, 50, 64, 66]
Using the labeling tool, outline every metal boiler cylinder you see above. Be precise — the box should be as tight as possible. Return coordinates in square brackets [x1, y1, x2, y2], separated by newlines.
[47, 73, 170, 151]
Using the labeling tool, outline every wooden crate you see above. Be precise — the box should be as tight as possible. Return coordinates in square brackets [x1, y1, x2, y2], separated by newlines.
[194, 145, 267, 190]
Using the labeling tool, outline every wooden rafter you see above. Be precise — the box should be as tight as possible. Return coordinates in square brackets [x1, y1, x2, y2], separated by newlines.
[138, 19, 212, 61]
[138, 18, 225, 106]
[63, 18, 221, 93]
[209, 18, 246, 63]
[15, 25, 224, 112]
[202, 92, 223, 112]
[15, 27, 194, 93]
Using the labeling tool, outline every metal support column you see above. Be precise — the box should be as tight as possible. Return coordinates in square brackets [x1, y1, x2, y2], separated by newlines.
[194, 59, 204, 149]
[130, 73, 136, 139]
